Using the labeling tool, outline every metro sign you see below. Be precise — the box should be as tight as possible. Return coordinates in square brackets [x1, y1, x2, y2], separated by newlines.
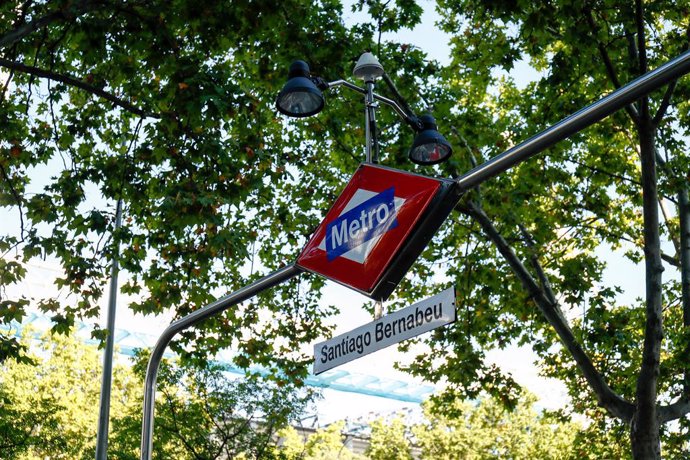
[323, 186, 400, 262]
[297, 163, 460, 300]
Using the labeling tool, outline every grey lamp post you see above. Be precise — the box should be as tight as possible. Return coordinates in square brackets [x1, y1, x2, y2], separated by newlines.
[276, 52, 453, 166]
[95, 197, 122, 460]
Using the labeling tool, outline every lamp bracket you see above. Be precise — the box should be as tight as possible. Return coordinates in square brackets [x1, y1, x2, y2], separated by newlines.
[407, 115, 423, 131]
[312, 76, 329, 91]
[313, 79, 425, 133]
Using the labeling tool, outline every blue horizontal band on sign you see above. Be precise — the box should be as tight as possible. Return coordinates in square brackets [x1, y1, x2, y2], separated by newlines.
[325, 186, 398, 261]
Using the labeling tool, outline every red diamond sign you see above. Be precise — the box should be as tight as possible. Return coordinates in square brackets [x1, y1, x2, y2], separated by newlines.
[297, 163, 459, 300]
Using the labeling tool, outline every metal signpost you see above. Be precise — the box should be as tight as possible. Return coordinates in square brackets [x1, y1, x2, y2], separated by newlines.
[140, 264, 301, 459]
[140, 48, 690, 460]
[95, 198, 122, 460]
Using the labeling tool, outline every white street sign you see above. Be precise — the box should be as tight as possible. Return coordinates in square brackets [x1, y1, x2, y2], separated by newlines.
[313, 287, 456, 374]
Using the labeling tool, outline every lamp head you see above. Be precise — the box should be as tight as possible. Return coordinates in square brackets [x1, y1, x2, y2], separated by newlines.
[276, 60, 325, 117]
[409, 115, 453, 165]
[353, 52, 384, 82]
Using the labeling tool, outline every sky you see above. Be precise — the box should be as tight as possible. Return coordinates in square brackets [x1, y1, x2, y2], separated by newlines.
[342, 0, 452, 65]
[0, 2, 562, 426]
[3, 0, 653, 430]
[306, 0, 648, 423]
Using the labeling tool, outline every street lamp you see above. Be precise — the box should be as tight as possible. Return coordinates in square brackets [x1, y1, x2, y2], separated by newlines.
[275, 60, 325, 118]
[276, 52, 453, 165]
[408, 114, 453, 165]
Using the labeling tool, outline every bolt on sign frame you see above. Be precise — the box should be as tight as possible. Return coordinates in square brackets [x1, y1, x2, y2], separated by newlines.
[140, 48, 690, 460]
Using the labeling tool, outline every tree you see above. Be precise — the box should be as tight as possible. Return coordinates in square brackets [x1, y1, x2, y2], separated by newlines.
[0, 328, 140, 459]
[367, 417, 413, 460]
[0, 0, 435, 456]
[108, 351, 316, 459]
[276, 421, 365, 460]
[383, 1, 690, 458]
[413, 394, 580, 460]
[275, 392, 580, 460]
[4, 0, 689, 457]
[0, 0, 373, 378]
[0, 330, 315, 459]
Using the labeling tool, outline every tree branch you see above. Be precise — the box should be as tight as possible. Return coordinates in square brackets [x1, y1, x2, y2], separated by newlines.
[584, 7, 640, 123]
[255, 419, 276, 458]
[0, 163, 25, 241]
[314, 118, 360, 163]
[0, 57, 161, 119]
[678, 185, 690, 395]
[659, 197, 681, 255]
[659, 398, 690, 423]
[451, 127, 483, 201]
[461, 199, 635, 422]
[661, 252, 681, 268]
[381, 72, 415, 117]
[1, 11, 63, 50]
[652, 25, 689, 125]
[161, 386, 202, 459]
[655, 139, 690, 398]
[518, 223, 558, 304]
[652, 80, 677, 127]
[635, 0, 650, 124]
[199, 385, 231, 458]
[466, 201, 634, 422]
[0, 0, 98, 50]
[635, 0, 648, 76]
[565, 157, 641, 187]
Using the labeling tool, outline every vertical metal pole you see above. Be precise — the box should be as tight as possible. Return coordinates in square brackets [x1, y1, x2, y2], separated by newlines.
[140, 264, 302, 460]
[364, 80, 379, 163]
[95, 197, 122, 460]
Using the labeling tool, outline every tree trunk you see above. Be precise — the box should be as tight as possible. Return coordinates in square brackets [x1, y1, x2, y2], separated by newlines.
[678, 186, 690, 394]
[630, 409, 661, 459]
[630, 115, 664, 460]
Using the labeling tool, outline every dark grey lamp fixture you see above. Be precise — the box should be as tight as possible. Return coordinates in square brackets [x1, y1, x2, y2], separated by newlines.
[275, 60, 326, 118]
[408, 114, 453, 165]
[276, 52, 453, 166]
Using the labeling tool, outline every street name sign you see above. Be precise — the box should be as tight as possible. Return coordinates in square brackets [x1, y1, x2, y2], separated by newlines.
[313, 288, 456, 374]
[297, 163, 461, 300]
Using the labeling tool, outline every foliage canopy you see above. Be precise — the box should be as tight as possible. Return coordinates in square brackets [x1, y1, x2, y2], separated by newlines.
[0, 330, 314, 459]
[1, 0, 690, 458]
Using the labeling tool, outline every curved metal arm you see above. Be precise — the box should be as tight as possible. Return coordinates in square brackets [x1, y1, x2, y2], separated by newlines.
[140, 263, 302, 460]
[325, 79, 366, 94]
[326, 79, 422, 130]
[373, 92, 422, 130]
